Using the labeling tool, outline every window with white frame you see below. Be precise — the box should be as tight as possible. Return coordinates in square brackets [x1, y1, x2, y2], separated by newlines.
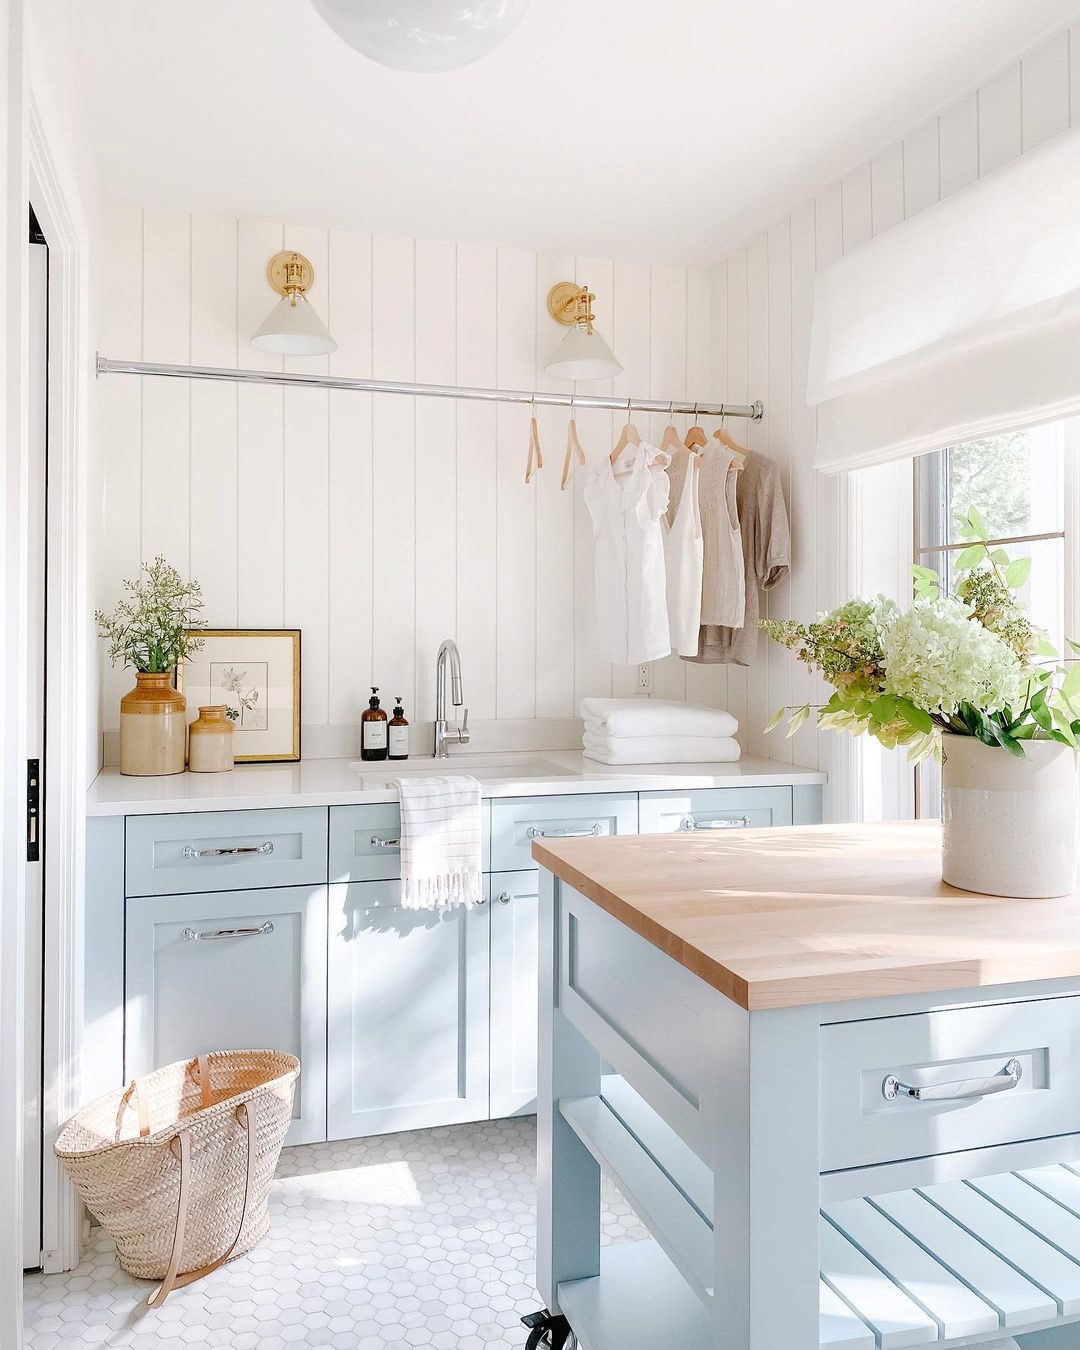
[913, 419, 1080, 816]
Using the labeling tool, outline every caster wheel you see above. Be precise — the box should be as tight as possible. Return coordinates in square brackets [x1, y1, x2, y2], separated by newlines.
[525, 1330, 577, 1350]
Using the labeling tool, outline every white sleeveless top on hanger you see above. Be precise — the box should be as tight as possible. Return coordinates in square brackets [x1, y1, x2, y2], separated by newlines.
[662, 451, 703, 657]
[584, 439, 671, 665]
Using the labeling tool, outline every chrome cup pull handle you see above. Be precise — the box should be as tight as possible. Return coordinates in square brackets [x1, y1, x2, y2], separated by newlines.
[526, 823, 603, 841]
[182, 920, 275, 943]
[883, 1058, 1023, 1102]
[679, 815, 751, 831]
[370, 836, 401, 849]
[181, 841, 274, 860]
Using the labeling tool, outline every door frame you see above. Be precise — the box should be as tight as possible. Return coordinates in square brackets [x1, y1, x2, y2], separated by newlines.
[26, 73, 91, 1277]
[0, 15, 91, 1347]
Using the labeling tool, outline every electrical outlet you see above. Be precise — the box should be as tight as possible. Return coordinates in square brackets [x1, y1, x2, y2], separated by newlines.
[637, 663, 652, 692]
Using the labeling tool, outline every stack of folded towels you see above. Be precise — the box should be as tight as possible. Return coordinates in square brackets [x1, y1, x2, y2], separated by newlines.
[580, 698, 740, 765]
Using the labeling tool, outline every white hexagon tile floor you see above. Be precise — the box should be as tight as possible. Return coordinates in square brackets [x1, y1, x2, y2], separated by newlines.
[23, 1116, 648, 1350]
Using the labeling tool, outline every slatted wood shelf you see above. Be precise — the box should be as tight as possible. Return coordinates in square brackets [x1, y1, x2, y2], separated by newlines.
[556, 1078, 1080, 1350]
[823, 1165, 1080, 1347]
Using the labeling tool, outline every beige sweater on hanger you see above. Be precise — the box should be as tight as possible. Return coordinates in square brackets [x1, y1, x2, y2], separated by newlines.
[678, 448, 791, 667]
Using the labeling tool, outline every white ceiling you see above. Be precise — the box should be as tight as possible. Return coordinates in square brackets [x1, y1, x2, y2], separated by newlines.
[63, 0, 1080, 264]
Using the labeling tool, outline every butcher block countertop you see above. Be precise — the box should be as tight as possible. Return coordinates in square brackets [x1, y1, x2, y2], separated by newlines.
[532, 820, 1080, 1011]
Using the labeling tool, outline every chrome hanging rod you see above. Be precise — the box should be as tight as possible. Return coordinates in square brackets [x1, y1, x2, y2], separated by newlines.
[95, 355, 764, 420]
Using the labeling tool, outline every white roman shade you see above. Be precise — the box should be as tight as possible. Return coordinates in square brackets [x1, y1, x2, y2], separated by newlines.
[808, 125, 1080, 474]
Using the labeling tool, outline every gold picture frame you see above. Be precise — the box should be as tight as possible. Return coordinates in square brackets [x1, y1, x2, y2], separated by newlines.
[179, 629, 301, 762]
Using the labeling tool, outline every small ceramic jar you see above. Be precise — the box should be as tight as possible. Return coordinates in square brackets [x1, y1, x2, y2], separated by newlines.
[187, 705, 235, 773]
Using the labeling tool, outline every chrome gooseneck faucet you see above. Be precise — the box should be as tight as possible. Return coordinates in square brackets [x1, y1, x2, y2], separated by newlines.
[434, 639, 470, 758]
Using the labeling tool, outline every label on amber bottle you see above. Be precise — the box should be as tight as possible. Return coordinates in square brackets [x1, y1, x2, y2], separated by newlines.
[363, 721, 387, 750]
[389, 725, 409, 756]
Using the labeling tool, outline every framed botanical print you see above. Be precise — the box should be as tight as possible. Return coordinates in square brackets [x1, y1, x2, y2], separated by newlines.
[180, 629, 301, 762]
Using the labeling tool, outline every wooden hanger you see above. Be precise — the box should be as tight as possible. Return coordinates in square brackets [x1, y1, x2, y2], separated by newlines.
[660, 402, 684, 458]
[610, 400, 641, 471]
[524, 401, 543, 485]
[684, 404, 708, 454]
[561, 399, 586, 491]
[713, 412, 748, 470]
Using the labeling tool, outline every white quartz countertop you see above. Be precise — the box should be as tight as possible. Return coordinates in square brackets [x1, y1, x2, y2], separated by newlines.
[85, 751, 826, 817]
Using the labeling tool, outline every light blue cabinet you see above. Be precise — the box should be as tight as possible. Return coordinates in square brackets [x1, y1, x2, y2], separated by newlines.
[491, 793, 638, 872]
[638, 786, 793, 834]
[96, 774, 823, 1148]
[489, 871, 541, 1119]
[126, 806, 328, 897]
[326, 880, 490, 1139]
[329, 800, 492, 882]
[125, 884, 328, 1145]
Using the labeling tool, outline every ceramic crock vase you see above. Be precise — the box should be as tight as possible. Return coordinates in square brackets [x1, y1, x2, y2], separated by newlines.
[188, 704, 235, 773]
[941, 733, 1079, 897]
[119, 672, 187, 776]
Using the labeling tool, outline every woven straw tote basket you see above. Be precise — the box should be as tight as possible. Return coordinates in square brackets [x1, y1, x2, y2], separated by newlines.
[55, 1049, 299, 1308]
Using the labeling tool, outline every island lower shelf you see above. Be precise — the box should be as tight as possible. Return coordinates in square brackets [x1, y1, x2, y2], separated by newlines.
[566, 1077, 1080, 1349]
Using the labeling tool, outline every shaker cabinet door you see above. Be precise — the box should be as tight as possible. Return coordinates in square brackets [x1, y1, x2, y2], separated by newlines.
[327, 880, 490, 1139]
[125, 885, 328, 1146]
[489, 871, 540, 1119]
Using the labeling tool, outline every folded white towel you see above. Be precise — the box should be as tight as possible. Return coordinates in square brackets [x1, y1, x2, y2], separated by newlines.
[395, 775, 484, 910]
[579, 697, 738, 739]
[581, 733, 742, 765]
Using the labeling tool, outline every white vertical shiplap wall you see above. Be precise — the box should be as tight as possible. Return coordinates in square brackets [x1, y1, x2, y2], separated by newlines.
[713, 23, 1080, 818]
[93, 211, 729, 756]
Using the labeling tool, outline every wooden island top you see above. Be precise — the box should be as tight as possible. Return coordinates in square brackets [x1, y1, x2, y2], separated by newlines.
[532, 820, 1080, 1010]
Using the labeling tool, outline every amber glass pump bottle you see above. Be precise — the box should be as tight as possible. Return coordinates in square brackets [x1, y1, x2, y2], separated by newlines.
[388, 697, 410, 761]
[361, 687, 388, 761]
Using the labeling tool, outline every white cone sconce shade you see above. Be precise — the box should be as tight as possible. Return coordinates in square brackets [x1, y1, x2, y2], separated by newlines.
[544, 282, 622, 382]
[310, 0, 529, 73]
[251, 251, 337, 357]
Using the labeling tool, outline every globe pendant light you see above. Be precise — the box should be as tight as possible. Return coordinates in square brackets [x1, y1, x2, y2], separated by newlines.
[544, 282, 623, 382]
[251, 251, 337, 357]
[310, 0, 529, 73]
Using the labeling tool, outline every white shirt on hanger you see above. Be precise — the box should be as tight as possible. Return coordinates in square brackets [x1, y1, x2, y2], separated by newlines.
[585, 439, 672, 666]
[662, 450, 704, 657]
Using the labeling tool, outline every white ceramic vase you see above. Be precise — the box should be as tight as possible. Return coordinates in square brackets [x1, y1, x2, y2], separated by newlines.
[941, 733, 1079, 897]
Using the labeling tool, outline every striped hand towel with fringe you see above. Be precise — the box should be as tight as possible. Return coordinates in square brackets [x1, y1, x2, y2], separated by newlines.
[395, 774, 484, 910]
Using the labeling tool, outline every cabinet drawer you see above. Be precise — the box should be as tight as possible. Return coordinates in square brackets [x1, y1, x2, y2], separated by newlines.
[125, 807, 327, 897]
[637, 786, 792, 834]
[329, 801, 491, 882]
[125, 885, 327, 1146]
[492, 793, 638, 872]
[821, 996, 1080, 1172]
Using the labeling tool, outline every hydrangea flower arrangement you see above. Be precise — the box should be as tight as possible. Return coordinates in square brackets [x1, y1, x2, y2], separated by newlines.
[762, 506, 1080, 763]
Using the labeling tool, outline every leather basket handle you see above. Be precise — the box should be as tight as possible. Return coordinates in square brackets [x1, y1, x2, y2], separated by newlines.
[116, 1079, 151, 1141]
[146, 1100, 258, 1309]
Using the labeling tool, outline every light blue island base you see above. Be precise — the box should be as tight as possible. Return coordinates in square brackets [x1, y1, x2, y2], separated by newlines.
[533, 851, 1080, 1350]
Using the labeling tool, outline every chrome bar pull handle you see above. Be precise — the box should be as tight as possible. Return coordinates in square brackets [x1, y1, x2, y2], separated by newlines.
[883, 1058, 1023, 1102]
[182, 920, 274, 943]
[370, 836, 401, 849]
[181, 841, 274, 860]
[526, 823, 603, 841]
[679, 815, 751, 831]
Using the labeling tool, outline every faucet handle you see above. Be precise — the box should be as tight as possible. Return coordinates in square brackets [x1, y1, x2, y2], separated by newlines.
[459, 707, 470, 743]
